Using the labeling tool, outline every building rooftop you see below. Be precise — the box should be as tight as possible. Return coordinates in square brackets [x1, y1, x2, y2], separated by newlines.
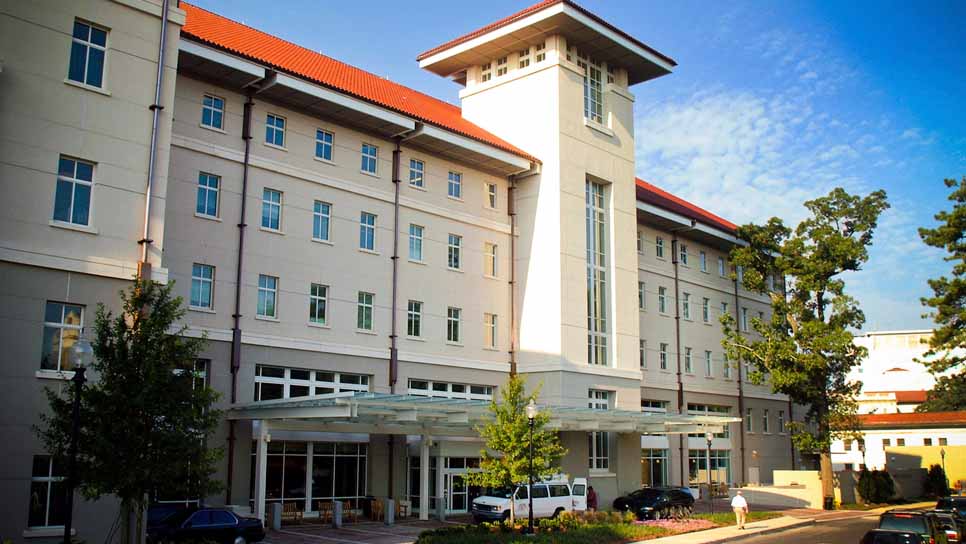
[636, 178, 738, 234]
[859, 410, 966, 429]
[180, 2, 538, 163]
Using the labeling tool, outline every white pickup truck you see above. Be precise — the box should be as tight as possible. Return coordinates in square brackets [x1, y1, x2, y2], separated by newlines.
[470, 477, 588, 523]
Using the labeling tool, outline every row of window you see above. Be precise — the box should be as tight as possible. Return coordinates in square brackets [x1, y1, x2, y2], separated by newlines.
[638, 340, 738, 379]
[637, 282, 764, 331]
[636, 232, 778, 291]
[844, 437, 949, 450]
[744, 407, 785, 434]
[479, 42, 547, 83]
[199, 96, 499, 204]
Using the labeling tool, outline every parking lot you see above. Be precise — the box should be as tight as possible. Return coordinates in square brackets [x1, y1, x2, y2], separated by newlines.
[265, 516, 474, 544]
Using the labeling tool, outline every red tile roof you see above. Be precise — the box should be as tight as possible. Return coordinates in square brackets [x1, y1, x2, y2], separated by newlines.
[416, 0, 677, 68]
[180, 2, 538, 163]
[859, 411, 966, 428]
[895, 391, 929, 403]
[635, 178, 738, 234]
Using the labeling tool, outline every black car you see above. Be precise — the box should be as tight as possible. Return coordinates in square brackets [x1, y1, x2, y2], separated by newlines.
[938, 498, 966, 520]
[860, 529, 930, 544]
[612, 487, 694, 520]
[879, 510, 949, 544]
[932, 511, 963, 544]
[147, 508, 265, 544]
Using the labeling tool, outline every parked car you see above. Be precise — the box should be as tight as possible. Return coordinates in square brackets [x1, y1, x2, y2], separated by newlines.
[860, 529, 931, 544]
[471, 477, 587, 522]
[937, 497, 966, 520]
[147, 507, 265, 544]
[933, 511, 963, 544]
[879, 510, 949, 544]
[612, 487, 695, 520]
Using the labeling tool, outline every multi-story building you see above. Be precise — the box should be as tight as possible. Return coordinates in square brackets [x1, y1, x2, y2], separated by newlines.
[850, 330, 943, 414]
[0, 1, 794, 541]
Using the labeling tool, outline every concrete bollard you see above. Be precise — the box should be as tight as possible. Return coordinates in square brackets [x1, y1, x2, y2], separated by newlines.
[436, 495, 446, 522]
[271, 503, 282, 531]
[384, 498, 395, 526]
[333, 500, 343, 528]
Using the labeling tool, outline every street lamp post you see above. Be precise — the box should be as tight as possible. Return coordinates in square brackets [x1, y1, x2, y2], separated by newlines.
[705, 431, 714, 516]
[525, 399, 538, 534]
[941, 448, 948, 494]
[64, 336, 93, 544]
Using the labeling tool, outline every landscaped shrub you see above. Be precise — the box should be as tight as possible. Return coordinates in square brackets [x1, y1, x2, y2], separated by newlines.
[858, 468, 897, 503]
[924, 464, 950, 497]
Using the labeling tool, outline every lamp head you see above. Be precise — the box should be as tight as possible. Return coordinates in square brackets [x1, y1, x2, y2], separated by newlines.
[705, 430, 714, 442]
[70, 335, 94, 370]
[525, 399, 538, 421]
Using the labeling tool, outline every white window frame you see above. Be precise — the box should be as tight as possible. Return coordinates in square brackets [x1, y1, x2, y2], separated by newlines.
[658, 287, 668, 314]
[67, 19, 107, 89]
[309, 283, 328, 325]
[484, 242, 497, 277]
[361, 143, 378, 175]
[586, 181, 608, 366]
[679, 243, 689, 266]
[741, 307, 749, 332]
[257, 274, 278, 319]
[408, 379, 493, 400]
[682, 293, 691, 320]
[518, 47, 531, 69]
[28, 455, 66, 529]
[718, 257, 726, 277]
[704, 350, 713, 377]
[357, 292, 374, 331]
[40, 302, 84, 372]
[588, 390, 610, 470]
[409, 159, 425, 188]
[359, 212, 376, 251]
[535, 42, 546, 62]
[313, 200, 331, 242]
[581, 57, 604, 123]
[254, 365, 369, 401]
[659, 343, 668, 370]
[763, 409, 770, 433]
[723, 354, 732, 379]
[53, 156, 94, 227]
[684, 347, 693, 374]
[702, 297, 710, 323]
[638, 282, 646, 310]
[265, 113, 286, 148]
[639, 339, 646, 369]
[480, 62, 492, 83]
[700, 251, 707, 272]
[196, 172, 220, 218]
[485, 182, 498, 209]
[641, 400, 668, 414]
[190, 263, 215, 310]
[408, 224, 424, 261]
[656, 237, 665, 258]
[484, 313, 497, 349]
[315, 129, 334, 162]
[447, 234, 462, 270]
[745, 408, 754, 433]
[778, 410, 785, 433]
[261, 188, 282, 231]
[201, 93, 225, 130]
[447, 171, 462, 199]
[637, 230, 644, 254]
[446, 307, 462, 344]
[407, 300, 422, 338]
[496, 55, 508, 76]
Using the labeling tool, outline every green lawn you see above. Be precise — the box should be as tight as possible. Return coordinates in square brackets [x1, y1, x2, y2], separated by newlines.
[692, 511, 783, 526]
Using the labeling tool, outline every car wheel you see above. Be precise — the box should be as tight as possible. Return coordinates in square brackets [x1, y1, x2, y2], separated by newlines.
[685, 505, 693, 518]
[234, 536, 247, 544]
[502, 511, 510, 523]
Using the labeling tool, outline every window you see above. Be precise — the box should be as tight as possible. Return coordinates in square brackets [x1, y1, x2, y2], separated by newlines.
[718, 257, 726, 277]
[702, 298, 710, 323]
[705, 350, 713, 377]
[201, 94, 225, 130]
[408, 379, 493, 400]
[758, 311, 765, 325]
[883, 438, 891, 447]
[588, 390, 609, 470]
[642, 448, 669, 487]
[939, 437, 948, 446]
[659, 343, 669, 370]
[896, 438, 905, 447]
[312, 201, 331, 242]
[688, 404, 731, 438]
[309, 283, 328, 325]
[359, 212, 376, 251]
[741, 307, 749, 332]
[581, 58, 603, 123]
[254, 365, 369, 400]
[639, 339, 646, 368]
[67, 20, 107, 88]
[447, 171, 462, 199]
[637, 230, 644, 254]
[721, 301, 729, 317]
[315, 129, 334, 161]
[408, 224, 424, 261]
[535, 42, 546, 62]
[688, 449, 731, 485]
[484, 242, 497, 277]
[480, 62, 492, 83]
[407, 300, 422, 338]
[858, 438, 865, 450]
[924, 438, 933, 446]
[196, 172, 220, 218]
[518, 48, 530, 69]
[356, 292, 374, 331]
[447, 234, 462, 270]
[261, 188, 281, 230]
[655, 237, 665, 258]
[361, 143, 378, 174]
[496, 56, 508, 76]
[586, 181, 608, 366]
[767, 274, 776, 291]
[736, 265, 745, 285]
[190, 263, 214, 310]
[53, 156, 93, 226]
[446, 307, 461, 343]
[409, 159, 424, 188]
[484, 313, 497, 349]
[606, 66, 615, 84]
[28, 455, 67, 528]
[763, 409, 770, 433]
[745, 408, 753, 432]
[265, 114, 285, 147]
[257, 275, 278, 318]
[845, 439, 854, 451]
[682, 293, 691, 319]
[658, 287, 668, 313]
[679, 243, 689, 265]
[700, 251, 707, 272]
[40, 302, 84, 372]
[485, 183, 498, 208]
[641, 400, 668, 413]
[684, 347, 693, 373]
[723, 354, 732, 379]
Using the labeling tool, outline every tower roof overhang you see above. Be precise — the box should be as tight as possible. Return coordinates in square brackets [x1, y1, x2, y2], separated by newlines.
[417, 0, 676, 86]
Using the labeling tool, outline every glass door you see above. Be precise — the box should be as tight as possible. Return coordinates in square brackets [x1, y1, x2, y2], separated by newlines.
[446, 473, 468, 513]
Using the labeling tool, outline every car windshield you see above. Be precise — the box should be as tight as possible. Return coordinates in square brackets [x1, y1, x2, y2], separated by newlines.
[486, 486, 515, 499]
[880, 515, 927, 533]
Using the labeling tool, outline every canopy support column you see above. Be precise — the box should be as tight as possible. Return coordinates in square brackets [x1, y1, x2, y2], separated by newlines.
[254, 421, 269, 523]
[419, 435, 430, 521]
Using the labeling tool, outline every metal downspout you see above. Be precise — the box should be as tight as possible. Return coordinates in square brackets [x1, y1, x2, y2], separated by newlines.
[734, 274, 746, 485]
[137, 0, 171, 280]
[670, 222, 695, 486]
[508, 177, 517, 376]
[226, 92, 255, 504]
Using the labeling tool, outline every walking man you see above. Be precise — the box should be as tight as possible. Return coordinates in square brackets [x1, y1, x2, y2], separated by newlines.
[587, 486, 598, 512]
[731, 490, 749, 529]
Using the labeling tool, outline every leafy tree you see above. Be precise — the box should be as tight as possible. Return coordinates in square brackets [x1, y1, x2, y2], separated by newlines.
[917, 177, 966, 412]
[465, 374, 566, 523]
[924, 464, 950, 498]
[37, 280, 222, 544]
[721, 187, 889, 505]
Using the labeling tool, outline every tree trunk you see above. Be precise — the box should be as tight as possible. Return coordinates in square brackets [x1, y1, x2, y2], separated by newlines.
[820, 450, 835, 509]
[509, 495, 516, 525]
[121, 502, 131, 544]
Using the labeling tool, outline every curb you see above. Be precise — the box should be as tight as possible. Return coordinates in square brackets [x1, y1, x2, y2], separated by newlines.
[635, 518, 816, 544]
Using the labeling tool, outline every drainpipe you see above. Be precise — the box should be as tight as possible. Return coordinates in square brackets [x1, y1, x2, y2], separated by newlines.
[508, 176, 517, 376]
[137, 0, 171, 281]
[733, 274, 746, 485]
[670, 221, 695, 486]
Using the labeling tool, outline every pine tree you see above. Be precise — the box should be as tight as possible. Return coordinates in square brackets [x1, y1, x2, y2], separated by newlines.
[721, 187, 889, 506]
[464, 375, 566, 523]
[917, 177, 966, 412]
[37, 279, 222, 543]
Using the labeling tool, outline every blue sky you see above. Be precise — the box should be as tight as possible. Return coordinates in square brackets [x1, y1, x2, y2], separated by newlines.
[193, 0, 966, 331]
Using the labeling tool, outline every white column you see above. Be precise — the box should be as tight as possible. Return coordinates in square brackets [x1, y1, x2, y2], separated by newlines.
[304, 441, 314, 514]
[436, 449, 446, 518]
[254, 421, 269, 523]
[419, 435, 430, 521]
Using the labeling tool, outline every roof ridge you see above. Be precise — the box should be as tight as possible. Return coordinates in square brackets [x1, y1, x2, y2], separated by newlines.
[635, 177, 738, 232]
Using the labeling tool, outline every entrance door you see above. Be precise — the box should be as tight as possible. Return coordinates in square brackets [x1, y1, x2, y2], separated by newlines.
[446, 473, 468, 513]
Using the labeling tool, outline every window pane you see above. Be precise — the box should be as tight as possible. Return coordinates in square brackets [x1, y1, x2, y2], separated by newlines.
[89, 27, 107, 47]
[86, 48, 104, 87]
[283, 455, 307, 499]
[72, 183, 91, 225]
[259, 382, 283, 401]
[53, 180, 73, 222]
[47, 480, 68, 526]
[312, 455, 334, 498]
[68, 43, 87, 83]
[334, 456, 358, 497]
[28, 481, 50, 527]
